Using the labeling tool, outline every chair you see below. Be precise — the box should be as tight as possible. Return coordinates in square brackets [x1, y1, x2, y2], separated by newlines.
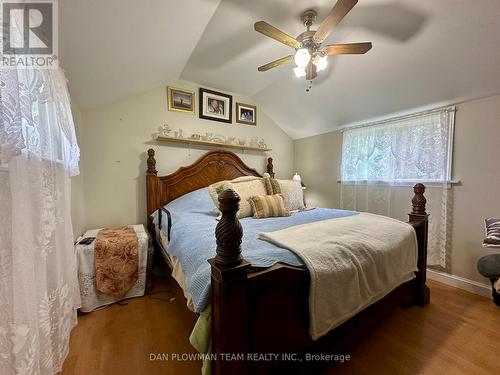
[477, 254, 500, 306]
[478, 218, 500, 306]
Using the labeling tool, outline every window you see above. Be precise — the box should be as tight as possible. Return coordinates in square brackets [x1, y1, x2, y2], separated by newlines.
[341, 107, 455, 184]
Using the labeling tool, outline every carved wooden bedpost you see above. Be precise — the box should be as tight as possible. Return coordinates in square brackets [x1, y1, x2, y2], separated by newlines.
[209, 189, 250, 375]
[267, 157, 275, 178]
[146, 149, 159, 233]
[408, 183, 430, 306]
[214, 190, 244, 267]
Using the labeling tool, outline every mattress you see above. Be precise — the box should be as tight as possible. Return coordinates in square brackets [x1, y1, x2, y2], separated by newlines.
[154, 222, 195, 311]
[154, 223, 171, 260]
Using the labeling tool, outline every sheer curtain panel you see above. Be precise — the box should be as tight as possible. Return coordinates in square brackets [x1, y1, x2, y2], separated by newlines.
[0, 67, 81, 374]
[340, 108, 455, 268]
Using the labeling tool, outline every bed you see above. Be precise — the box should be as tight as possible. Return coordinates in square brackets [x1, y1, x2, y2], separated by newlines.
[146, 149, 430, 375]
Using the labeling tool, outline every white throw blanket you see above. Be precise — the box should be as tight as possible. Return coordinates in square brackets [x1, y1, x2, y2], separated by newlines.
[259, 213, 418, 340]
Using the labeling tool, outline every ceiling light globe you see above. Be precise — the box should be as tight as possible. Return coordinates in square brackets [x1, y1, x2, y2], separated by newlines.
[315, 55, 328, 71]
[294, 48, 310, 68]
[293, 66, 306, 78]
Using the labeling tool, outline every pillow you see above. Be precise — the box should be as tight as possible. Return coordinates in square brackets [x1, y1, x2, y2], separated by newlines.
[263, 176, 281, 195]
[277, 179, 305, 211]
[484, 218, 500, 247]
[208, 181, 226, 210]
[151, 187, 215, 239]
[221, 177, 268, 218]
[208, 176, 262, 217]
[249, 194, 290, 219]
[152, 187, 215, 227]
[232, 176, 263, 183]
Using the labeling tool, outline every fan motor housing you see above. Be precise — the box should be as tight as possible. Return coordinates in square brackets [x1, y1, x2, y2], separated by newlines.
[297, 30, 320, 51]
[298, 9, 320, 50]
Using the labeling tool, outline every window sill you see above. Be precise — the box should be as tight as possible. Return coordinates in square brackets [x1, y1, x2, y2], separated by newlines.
[337, 179, 461, 186]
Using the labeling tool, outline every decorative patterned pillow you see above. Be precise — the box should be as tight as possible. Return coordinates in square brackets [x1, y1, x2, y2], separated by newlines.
[249, 194, 290, 219]
[208, 176, 262, 213]
[207, 181, 226, 210]
[222, 177, 268, 218]
[277, 179, 305, 211]
[263, 176, 281, 195]
[484, 218, 500, 247]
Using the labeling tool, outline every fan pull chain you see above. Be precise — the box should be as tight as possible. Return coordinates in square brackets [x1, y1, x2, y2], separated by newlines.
[306, 80, 313, 93]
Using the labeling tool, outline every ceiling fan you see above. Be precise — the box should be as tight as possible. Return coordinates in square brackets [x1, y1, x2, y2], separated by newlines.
[254, 0, 372, 82]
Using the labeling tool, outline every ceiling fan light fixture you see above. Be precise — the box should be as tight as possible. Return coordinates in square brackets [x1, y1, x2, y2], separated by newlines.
[314, 55, 328, 71]
[293, 66, 306, 78]
[294, 48, 310, 67]
[254, 3, 372, 82]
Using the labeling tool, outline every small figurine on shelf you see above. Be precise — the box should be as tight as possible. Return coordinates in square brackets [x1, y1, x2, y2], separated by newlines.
[159, 123, 172, 137]
[227, 137, 236, 144]
[190, 133, 201, 140]
[178, 129, 183, 138]
[249, 137, 258, 147]
[238, 138, 246, 146]
[212, 134, 226, 143]
[258, 138, 267, 149]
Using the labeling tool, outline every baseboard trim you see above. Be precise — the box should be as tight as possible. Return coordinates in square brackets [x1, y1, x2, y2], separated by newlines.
[427, 269, 491, 298]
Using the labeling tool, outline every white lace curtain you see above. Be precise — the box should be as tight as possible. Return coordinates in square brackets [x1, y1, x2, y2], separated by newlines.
[0, 67, 81, 374]
[340, 108, 455, 268]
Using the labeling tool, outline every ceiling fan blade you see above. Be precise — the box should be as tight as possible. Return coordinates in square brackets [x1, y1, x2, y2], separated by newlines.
[324, 42, 372, 55]
[313, 0, 358, 44]
[254, 21, 300, 49]
[305, 62, 317, 80]
[258, 55, 294, 72]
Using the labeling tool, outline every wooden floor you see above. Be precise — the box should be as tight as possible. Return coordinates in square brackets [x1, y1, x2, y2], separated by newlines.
[61, 274, 201, 375]
[61, 276, 500, 375]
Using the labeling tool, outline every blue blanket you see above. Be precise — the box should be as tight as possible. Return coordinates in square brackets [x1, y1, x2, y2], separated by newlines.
[155, 188, 358, 312]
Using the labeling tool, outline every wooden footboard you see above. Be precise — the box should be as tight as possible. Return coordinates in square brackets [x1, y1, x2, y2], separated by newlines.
[209, 185, 430, 375]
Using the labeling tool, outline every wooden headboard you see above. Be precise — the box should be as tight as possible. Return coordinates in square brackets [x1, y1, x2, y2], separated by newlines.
[146, 149, 275, 217]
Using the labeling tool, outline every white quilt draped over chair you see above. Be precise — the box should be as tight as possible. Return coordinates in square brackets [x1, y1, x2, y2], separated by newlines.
[340, 108, 455, 268]
[0, 67, 81, 374]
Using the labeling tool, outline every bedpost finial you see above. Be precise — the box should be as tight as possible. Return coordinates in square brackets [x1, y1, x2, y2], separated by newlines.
[215, 189, 243, 267]
[411, 183, 427, 215]
[147, 148, 157, 175]
[267, 157, 275, 178]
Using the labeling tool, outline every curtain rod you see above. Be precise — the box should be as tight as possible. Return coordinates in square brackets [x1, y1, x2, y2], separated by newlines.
[340, 105, 456, 133]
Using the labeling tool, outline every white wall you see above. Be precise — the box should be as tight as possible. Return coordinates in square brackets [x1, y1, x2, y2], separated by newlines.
[70, 103, 85, 239]
[76, 80, 294, 233]
[450, 95, 500, 284]
[293, 94, 500, 287]
[293, 131, 342, 209]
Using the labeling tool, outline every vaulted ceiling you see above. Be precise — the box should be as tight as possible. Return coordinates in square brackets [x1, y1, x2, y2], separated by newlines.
[60, 0, 500, 139]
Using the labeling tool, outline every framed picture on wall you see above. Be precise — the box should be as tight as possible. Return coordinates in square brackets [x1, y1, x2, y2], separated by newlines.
[236, 103, 257, 126]
[199, 88, 232, 123]
[167, 87, 195, 113]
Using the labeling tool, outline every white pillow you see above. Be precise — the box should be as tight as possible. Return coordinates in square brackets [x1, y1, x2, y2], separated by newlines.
[222, 178, 268, 218]
[208, 176, 264, 216]
[277, 179, 305, 211]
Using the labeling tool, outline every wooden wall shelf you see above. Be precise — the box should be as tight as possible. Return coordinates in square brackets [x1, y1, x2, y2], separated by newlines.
[156, 136, 272, 152]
